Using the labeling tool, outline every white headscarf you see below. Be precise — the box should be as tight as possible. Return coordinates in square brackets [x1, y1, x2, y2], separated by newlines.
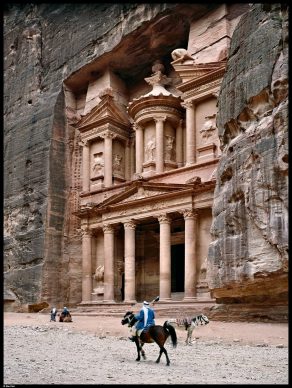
[143, 301, 149, 326]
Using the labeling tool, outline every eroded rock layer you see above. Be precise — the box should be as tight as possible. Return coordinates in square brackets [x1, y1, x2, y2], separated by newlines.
[207, 4, 288, 318]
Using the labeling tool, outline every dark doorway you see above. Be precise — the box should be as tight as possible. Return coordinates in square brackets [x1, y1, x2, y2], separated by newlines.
[171, 244, 185, 292]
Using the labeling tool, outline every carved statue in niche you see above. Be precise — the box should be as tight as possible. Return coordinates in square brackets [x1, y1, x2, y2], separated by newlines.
[92, 152, 104, 175]
[113, 153, 123, 173]
[92, 265, 104, 296]
[145, 137, 156, 161]
[199, 114, 217, 142]
[165, 135, 175, 161]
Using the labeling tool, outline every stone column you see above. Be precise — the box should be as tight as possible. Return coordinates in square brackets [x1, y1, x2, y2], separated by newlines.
[155, 116, 166, 173]
[182, 100, 196, 165]
[103, 224, 115, 302]
[102, 130, 115, 188]
[176, 119, 183, 167]
[124, 140, 131, 181]
[183, 209, 198, 300]
[124, 220, 137, 303]
[81, 227, 93, 302]
[134, 123, 144, 174]
[81, 140, 90, 192]
[158, 214, 171, 300]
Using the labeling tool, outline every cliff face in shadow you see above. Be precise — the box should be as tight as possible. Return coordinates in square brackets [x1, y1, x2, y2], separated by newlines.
[207, 4, 288, 319]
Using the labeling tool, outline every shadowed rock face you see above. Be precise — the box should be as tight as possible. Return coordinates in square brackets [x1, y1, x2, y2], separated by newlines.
[3, 3, 213, 309]
[207, 4, 288, 309]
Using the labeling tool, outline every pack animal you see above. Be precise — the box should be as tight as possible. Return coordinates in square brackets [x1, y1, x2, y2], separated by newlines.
[59, 311, 73, 322]
[166, 314, 209, 345]
[121, 311, 177, 366]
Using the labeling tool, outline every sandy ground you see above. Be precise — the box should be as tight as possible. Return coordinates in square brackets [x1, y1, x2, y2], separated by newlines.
[4, 312, 288, 385]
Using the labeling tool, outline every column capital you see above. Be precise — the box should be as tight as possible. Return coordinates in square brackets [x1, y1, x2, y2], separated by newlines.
[133, 122, 142, 131]
[181, 209, 198, 219]
[81, 226, 93, 237]
[124, 220, 136, 230]
[79, 139, 89, 147]
[181, 100, 194, 110]
[154, 115, 167, 123]
[157, 213, 171, 224]
[102, 224, 115, 233]
[100, 130, 116, 139]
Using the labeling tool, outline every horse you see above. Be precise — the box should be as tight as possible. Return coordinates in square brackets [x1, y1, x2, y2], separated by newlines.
[59, 311, 73, 322]
[121, 311, 177, 366]
[166, 314, 209, 345]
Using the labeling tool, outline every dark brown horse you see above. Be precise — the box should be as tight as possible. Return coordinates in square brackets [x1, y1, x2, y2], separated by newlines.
[121, 311, 177, 366]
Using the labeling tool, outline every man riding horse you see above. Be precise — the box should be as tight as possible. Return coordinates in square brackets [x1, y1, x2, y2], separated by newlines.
[129, 297, 159, 341]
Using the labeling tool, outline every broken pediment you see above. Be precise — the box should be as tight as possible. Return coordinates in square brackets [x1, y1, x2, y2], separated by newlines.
[171, 60, 226, 90]
[98, 181, 191, 208]
[77, 92, 130, 132]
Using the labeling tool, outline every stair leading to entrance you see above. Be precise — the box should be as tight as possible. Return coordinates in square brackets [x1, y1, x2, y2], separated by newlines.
[70, 299, 216, 318]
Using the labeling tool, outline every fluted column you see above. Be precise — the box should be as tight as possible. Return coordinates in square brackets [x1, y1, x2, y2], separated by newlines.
[176, 119, 183, 167]
[182, 100, 196, 165]
[81, 227, 93, 302]
[124, 220, 137, 303]
[134, 123, 144, 174]
[80, 140, 90, 192]
[102, 130, 115, 188]
[155, 116, 166, 173]
[103, 224, 115, 302]
[183, 209, 198, 300]
[158, 214, 171, 300]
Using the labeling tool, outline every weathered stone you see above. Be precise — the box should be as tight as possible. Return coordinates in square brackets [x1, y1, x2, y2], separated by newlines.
[207, 3, 288, 315]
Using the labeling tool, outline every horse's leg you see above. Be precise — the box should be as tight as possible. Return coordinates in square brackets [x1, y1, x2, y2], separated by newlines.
[155, 346, 170, 366]
[134, 337, 141, 361]
[141, 343, 146, 360]
[186, 325, 193, 345]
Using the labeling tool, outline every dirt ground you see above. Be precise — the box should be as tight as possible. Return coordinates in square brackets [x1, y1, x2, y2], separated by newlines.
[4, 312, 288, 385]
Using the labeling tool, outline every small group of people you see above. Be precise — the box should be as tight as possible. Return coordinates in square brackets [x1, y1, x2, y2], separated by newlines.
[50, 306, 71, 322]
[129, 298, 158, 341]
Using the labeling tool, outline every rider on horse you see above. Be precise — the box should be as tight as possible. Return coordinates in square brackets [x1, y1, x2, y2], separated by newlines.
[129, 301, 155, 341]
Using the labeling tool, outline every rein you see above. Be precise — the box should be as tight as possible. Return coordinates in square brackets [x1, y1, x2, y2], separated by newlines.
[127, 314, 136, 327]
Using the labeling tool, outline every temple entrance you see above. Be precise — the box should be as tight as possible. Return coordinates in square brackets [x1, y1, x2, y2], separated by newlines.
[171, 244, 185, 292]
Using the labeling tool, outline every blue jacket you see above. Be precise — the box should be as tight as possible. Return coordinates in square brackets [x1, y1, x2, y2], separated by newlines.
[135, 306, 155, 331]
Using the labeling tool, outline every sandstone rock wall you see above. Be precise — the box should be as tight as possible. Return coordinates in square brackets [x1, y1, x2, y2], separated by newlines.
[4, 3, 183, 309]
[207, 4, 288, 314]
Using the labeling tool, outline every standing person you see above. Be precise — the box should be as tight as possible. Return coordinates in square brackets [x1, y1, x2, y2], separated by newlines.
[50, 307, 57, 322]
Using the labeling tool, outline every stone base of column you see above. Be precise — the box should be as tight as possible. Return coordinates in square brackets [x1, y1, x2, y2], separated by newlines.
[123, 299, 137, 304]
[159, 298, 172, 302]
[183, 296, 197, 302]
[102, 299, 116, 303]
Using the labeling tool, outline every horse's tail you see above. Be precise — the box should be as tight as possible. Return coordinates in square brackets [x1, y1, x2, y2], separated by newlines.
[163, 321, 177, 348]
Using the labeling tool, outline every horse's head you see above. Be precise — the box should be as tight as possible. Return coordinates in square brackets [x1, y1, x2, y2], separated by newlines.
[121, 311, 136, 327]
[198, 314, 209, 325]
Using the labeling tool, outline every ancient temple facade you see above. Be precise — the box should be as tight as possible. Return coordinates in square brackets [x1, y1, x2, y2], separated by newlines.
[64, 4, 247, 305]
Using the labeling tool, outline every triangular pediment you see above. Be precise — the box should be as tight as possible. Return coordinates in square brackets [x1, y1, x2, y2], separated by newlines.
[98, 181, 191, 208]
[172, 61, 226, 85]
[77, 94, 130, 130]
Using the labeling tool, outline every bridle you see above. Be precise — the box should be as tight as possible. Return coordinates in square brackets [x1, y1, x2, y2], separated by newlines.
[125, 313, 136, 327]
[198, 314, 209, 325]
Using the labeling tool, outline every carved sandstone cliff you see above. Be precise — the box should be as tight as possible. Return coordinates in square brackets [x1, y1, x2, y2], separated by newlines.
[207, 4, 288, 320]
[3, 3, 206, 310]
